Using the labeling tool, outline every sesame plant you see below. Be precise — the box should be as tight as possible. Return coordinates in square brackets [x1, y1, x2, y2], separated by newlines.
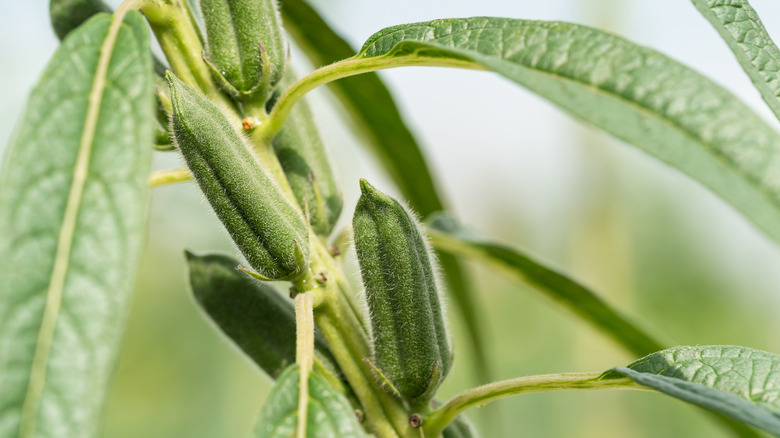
[3, 0, 780, 437]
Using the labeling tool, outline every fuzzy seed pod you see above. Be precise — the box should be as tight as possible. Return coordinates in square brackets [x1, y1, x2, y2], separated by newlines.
[269, 70, 343, 236]
[200, 0, 287, 102]
[168, 72, 308, 280]
[185, 251, 342, 383]
[352, 179, 452, 404]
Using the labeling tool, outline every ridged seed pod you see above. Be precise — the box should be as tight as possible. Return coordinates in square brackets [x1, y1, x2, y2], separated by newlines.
[200, 0, 287, 101]
[269, 70, 342, 236]
[168, 72, 308, 280]
[352, 179, 452, 404]
[185, 251, 342, 384]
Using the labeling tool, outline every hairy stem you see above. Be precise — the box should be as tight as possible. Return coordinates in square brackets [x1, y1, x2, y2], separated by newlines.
[309, 238, 409, 437]
[255, 55, 480, 142]
[423, 373, 643, 437]
[141, 0, 234, 111]
[149, 168, 191, 187]
[294, 292, 315, 438]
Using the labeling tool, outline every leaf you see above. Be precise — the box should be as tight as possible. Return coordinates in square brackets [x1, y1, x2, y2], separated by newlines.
[184, 251, 343, 387]
[610, 345, 780, 436]
[253, 364, 367, 438]
[0, 11, 153, 438]
[692, 0, 780, 122]
[426, 213, 664, 358]
[50, 0, 168, 76]
[279, 0, 491, 384]
[353, 16, 780, 245]
[50, 0, 111, 40]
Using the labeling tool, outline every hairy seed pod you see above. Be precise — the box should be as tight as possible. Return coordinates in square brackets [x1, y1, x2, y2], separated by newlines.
[269, 70, 342, 236]
[200, 0, 287, 101]
[168, 72, 308, 280]
[185, 251, 344, 385]
[352, 179, 452, 404]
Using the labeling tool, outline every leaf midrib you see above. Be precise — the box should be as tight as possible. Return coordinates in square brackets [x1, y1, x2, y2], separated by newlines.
[17, 11, 131, 438]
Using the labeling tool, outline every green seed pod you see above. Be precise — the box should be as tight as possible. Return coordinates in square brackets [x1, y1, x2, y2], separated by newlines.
[185, 251, 343, 385]
[200, 0, 287, 101]
[269, 70, 343, 236]
[352, 179, 452, 404]
[168, 72, 309, 280]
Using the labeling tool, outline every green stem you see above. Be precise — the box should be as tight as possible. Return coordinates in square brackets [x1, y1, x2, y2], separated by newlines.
[255, 55, 480, 143]
[309, 239, 409, 437]
[294, 292, 315, 438]
[423, 373, 643, 437]
[141, 0, 234, 111]
[149, 168, 191, 187]
[248, 135, 302, 213]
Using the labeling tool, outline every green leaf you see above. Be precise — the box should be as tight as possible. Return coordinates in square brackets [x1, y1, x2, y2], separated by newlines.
[426, 213, 664, 358]
[610, 346, 780, 436]
[279, 0, 490, 384]
[352, 16, 780, 245]
[49, 0, 111, 40]
[50, 0, 168, 77]
[0, 11, 153, 438]
[253, 364, 367, 438]
[184, 251, 344, 388]
[692, 0, 780, 122]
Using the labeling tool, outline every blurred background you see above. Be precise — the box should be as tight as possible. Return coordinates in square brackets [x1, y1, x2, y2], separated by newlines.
[3, 0, 780, 436]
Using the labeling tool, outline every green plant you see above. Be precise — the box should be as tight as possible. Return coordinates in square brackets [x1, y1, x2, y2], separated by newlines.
[2, 0, 780, 436]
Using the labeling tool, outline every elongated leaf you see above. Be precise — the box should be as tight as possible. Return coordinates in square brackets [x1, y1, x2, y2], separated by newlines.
[253, 364, 367, 438]
[426, 213, 663, 358]
[353, 16, 780, 245]
[692, 0, 780, 121]
[50, 0, 168, 76]
[185, 251, 344, 388]
[609, 346, 780, 436]
[279, 0, 490, 383]
[0, 12, 153, 438]
[50, 0, 111, 40]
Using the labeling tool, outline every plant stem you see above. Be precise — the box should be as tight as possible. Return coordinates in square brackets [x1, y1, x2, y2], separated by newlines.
[247, 135, 300, 208]
[294, 292, 315, 438]
[255, 56, 480, 143]
[149, 168, 191, 187]
[309, 238, 409, 437]
[422, 373, 643, 437]
[141, 0, 234, 111]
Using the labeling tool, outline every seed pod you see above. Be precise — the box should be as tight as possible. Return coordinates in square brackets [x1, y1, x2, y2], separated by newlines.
[269, 70, 342, 236]
[200, 0, 287, 101]
[185, 251, 343, 386]
[168, 72, 308, 280]
[352, 179, 452, 404]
